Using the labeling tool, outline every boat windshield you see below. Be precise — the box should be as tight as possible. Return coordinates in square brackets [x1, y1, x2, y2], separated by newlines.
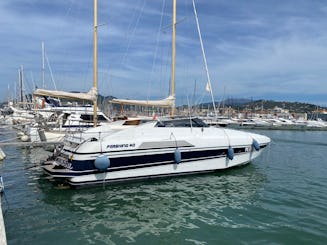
[122, 119, 150, 126]
[156, 118, 209, 128]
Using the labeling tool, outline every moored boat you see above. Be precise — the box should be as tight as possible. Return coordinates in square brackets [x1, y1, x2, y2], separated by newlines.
[43, 117, 270, 186]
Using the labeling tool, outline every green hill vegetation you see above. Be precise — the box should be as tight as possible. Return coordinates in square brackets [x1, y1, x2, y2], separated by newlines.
[236, 100, 324, 113]
[194, 99, 326, 113]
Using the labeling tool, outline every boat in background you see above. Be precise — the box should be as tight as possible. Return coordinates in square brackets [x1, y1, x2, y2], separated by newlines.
[26, 105, 111, 143]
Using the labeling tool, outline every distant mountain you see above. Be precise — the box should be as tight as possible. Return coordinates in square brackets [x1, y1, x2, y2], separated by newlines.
[222, 98, 252, 106]
[98, 94, 116, 104]
[189, 98, 252, 109]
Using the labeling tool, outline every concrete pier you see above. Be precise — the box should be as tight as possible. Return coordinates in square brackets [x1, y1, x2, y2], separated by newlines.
[0, 194, 7, 245]
[0, 141, 62, 147]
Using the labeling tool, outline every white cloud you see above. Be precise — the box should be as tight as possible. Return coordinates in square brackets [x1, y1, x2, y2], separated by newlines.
[1, 0, 327, 106]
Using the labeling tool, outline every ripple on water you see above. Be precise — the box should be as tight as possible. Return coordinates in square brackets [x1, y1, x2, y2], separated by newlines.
[26, 166, 266, 244]
[2, 130, 327, 244]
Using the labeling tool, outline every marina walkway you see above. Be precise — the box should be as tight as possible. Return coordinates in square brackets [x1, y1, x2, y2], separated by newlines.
[0, 195, 6, 245]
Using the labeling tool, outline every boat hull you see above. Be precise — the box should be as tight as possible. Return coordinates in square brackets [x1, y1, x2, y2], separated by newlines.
[43, 146, 266, 186]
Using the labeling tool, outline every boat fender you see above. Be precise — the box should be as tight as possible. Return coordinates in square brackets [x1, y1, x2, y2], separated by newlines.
[94, 155, 110, 171]
[38, 129, 47, 142]
[174, 148, 181, 164]
[0, 176, 4, 193]
[17, 131, 24, 137]
[21, 134, 30, 142]
[227, 146, 234, 160]
[252, 139, 260, 151]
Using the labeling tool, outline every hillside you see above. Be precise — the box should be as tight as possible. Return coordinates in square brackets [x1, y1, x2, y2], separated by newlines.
[236, 100, 325, 113]
[192, 99, 326, 113]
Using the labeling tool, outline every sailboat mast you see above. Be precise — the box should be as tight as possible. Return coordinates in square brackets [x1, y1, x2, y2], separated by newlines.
[93, 0, 98, 127]
[171, 0, 176, 116]
[19, 66, 24, 103]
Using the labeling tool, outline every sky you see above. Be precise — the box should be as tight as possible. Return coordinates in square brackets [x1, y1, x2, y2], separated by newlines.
[1, 0, 327, 106]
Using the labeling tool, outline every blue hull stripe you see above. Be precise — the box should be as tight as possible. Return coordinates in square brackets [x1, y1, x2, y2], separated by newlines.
[70, 148, 233, 171]
[43, 146, 255, 177]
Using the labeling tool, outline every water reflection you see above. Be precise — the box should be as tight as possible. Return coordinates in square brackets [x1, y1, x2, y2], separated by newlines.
[39, 165, 266, 243]
[20, 147, 51, 167]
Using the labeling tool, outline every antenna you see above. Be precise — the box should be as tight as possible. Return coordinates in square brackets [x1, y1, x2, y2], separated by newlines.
[187, 95, 193, 131]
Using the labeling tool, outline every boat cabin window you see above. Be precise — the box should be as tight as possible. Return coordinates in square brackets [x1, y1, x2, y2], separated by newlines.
[97, 115, 108, 122]
[156, 118, 209, 128]
[80, 114, 108, 122]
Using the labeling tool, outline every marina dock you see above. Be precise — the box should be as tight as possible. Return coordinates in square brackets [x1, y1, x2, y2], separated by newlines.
[0, 141, 62, 147]
[0, 193, 6, 245]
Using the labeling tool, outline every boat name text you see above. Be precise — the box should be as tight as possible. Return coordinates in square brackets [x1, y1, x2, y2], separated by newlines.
[107, 143, 135, 149]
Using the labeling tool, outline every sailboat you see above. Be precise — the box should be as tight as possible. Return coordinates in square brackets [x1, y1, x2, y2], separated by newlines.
[33, 0, 99, 128]
[29, 1, 105, 142]
[42, 0, 271, 187]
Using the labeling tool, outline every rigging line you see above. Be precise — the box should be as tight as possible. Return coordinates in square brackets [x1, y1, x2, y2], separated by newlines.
[125, 0, 142, 40]
[58, 0, 78, 75]
[146, 0, 166, 100]
[216, 86, 226, 115]
[192, 79, 197, 114]
[120, 0, 146, 67]
[187, 95, 193, 131]
[192, 0, 217, 117]
[30, 71, 36, 90]
[64, 0, 76, 17]
[0, 137, 21, 143]
[45, 52, 57, 90]
[82, 45, 93, 92]
[160, 41, 171, 97]
[161, 17, 187, 33]
[196, 93, 205, 108]
[104, 0, 142, 97]
[21, 69, 32, 103]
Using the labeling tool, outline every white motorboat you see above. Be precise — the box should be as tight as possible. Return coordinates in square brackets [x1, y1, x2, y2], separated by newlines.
[28, 106, 111, 143]
[43, 117, 270, 186]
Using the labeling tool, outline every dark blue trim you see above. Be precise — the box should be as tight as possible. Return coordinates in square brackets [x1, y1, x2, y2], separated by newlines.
[69, 148, 230, 171]
[44, 147, 250, 177]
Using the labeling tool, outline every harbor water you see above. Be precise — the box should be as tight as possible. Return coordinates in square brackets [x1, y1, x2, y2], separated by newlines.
[1, 128, 327, 244]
